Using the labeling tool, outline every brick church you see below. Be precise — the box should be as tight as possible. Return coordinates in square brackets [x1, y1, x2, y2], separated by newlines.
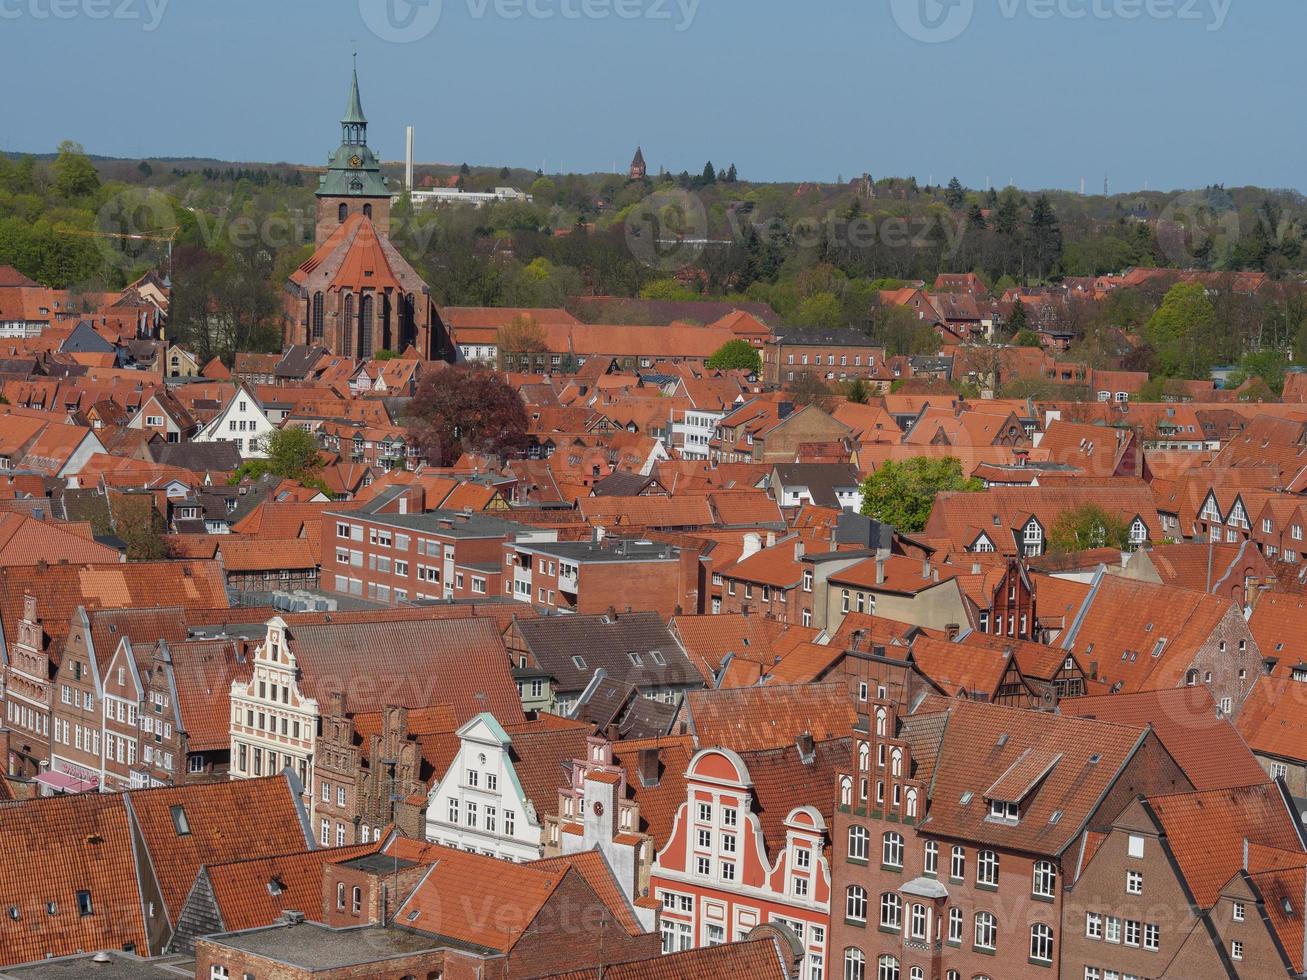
[283, 63, 440, 359]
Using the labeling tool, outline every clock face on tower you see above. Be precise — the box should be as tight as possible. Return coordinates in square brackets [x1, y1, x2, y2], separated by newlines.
[349, 154, 362, 168]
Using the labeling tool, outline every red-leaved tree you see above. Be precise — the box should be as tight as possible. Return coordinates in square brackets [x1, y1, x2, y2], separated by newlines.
[406, 365, 529, 466]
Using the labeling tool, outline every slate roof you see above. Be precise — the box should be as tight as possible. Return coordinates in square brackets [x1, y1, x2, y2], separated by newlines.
[148, 441, 242, 473]
[512, 611, 698, 696]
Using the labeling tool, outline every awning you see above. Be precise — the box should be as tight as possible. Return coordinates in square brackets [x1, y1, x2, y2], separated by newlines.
[35, 771, 98, 793]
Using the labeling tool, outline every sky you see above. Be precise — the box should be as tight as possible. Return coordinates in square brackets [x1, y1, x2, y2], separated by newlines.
[2, 0, 1299, 192]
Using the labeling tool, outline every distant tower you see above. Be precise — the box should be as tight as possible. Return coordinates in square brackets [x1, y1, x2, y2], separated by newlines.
[858, 173, 875, 198]
[314, 57, 392, 246]
[629, 146, 647, 181]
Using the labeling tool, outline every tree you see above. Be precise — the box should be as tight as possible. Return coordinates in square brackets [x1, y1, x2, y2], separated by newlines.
[859, 457, 982, 533]
[1145, 281, 1218, 378]
[794, 292, 843, 330]
[873, 304, 941, 357]
[496, 314, 548, 368]
[232, 426, 326, 490]
[52, 140, 100, 198]
[1006, 299, 1029, 337]
[701, 161, 717, 185]
[846, 377, 871, 404]
[1048, 504, 1133, 553]
[407, 366, 529, 466]
[706, 339, 761, 373]
[1026, 194, 1063, 279]
[945, 177, 965, 210]
[724, 163, 738, 183]
[1013, 328, 1042, 347]
[788, 371, 835, 412]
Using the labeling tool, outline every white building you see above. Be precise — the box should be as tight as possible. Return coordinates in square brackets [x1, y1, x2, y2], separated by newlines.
[400, 186, 532, 209]
[194, 382, 275, 458]
[228, 617, 317, 807]
[673, 409, 726, 461]
[423, 712, 543, 862]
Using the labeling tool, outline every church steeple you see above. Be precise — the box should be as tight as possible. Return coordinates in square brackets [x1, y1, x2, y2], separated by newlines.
[342, 56, 367, 146]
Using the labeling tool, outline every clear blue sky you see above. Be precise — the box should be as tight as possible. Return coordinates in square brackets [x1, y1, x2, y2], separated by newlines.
[3, 0, 1298, 192]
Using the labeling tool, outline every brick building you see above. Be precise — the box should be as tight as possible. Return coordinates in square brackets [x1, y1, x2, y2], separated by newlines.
[763, 331, 887, 386]
[829, 699, 1193, 980]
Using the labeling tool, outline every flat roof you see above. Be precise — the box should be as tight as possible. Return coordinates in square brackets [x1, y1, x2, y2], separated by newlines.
[204, 922, 445, 970]
[514, 539, 678, 563]
[328, 507, 530, 539]
[0, 953, 192, 979]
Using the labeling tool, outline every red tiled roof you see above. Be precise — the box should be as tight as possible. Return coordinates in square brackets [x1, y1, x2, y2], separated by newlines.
[1236, 675, 1307, 765]
[1146, 782, 1304, 908]
[683, 682, 854, 751]
[1062, 687, 1268, 791]
[540, 937, 789, 980]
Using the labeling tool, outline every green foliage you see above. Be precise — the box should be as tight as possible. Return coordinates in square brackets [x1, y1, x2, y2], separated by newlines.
[1224, 348, 1290, 394]
[231, 427, 326, 492]
[1048, 504, 1133, 553]
[859, 457, 982, 533]
[639, 278, 700, 301]
[372, 349, 399, 361]
[1145, 282, 1218, 378]
[52, 141, 100, 198]
[706, 339, 761, 373]
[794, 292, 843, 329]
[1013, 328, 1042, 347]
[845, 377, 871, 404]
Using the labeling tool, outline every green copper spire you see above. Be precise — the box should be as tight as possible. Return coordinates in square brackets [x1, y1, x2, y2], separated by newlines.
[343, 55, 366, 126]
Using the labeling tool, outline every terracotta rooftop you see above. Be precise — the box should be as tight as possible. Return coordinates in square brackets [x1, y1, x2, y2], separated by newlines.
[682, 682, 854, 751]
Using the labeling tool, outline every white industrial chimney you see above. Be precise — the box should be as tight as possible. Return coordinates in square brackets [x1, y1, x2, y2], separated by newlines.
[405, 126, 415, 200]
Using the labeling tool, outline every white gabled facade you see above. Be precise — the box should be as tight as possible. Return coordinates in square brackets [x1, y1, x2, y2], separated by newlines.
[194, 383, 275, 458]
[228, 617, 317, 808]
[423, 712, 542, 862]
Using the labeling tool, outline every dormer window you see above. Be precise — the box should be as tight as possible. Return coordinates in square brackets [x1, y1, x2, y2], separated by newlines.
[988, 799, 1019, 823]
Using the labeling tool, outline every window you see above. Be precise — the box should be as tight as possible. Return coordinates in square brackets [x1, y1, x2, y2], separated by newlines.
[948, 906, 962, 943]
[909, 903, 927, 940]
[1127, 834, 1145, 858]
[1144, 922, 1159, 951]
[848, 825, 869, 861]
[1086, 912, 1102, 939]
[1126, 870, 1143, 895]
[1030, 923, 1054, 963]
[1105, 916, 1121, 944]
[950, 846, 965, 880]
[976, 849, 999, 886]
[1033, 860, 1056, 898]
[843, 949, 865, 980]
[876, 956, 899, 980]
[170, 805, 190, 836]
[974, 911, 996, 950]
[879, 891, 901, 929]
[1233, 901, 1245, 922]
[1124, 919, 1141, 947]
[846, 885, 867, 923]
[882, 832, 903, 869]
[351, 886, 362, 914]
[923, 840, 938, 876]
[1232, 939, 1243, 961]
[76, 891, 93, 916]
[211, 969, 230, 980]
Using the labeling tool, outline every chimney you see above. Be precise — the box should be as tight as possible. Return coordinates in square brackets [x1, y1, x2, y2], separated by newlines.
[796, 731, 815, 763]
[327, 691, 346, 717]
[405, 125, 415, 198]
[849, 629, 866, 652]
[766, 530, 776, 548]
[876, 556, 886, 585]
[946, 623, 960, 641]
[637, 747, 661, 787]
[921, 557, 931, 580]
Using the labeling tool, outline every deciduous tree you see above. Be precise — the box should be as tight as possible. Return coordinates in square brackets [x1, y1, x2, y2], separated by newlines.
[407, 366, 529, 466]
[859, 457, 982, 533]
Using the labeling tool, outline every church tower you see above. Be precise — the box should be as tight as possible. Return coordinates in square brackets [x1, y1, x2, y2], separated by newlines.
[315, 60, 392, 246]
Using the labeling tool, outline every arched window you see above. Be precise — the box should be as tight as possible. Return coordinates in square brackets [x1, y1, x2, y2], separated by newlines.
[840, 776, 853, 806]
[858, 742, 870, 771]
[843, 948, 865, 980]
[1185, 669, 1199, 686]
[977, 850, 999, 886]
[909, 903, 928, 940]
[1032, 860, 1057, 899]
[974, 911, 996, 950]
[890, 748, 903, 777]
[877, 955, 900, 980]
[847, 825, 869, 861]
[1030, 923, 1054, 963]
[338, 202, 348, 223]
[351, 886, 362, 914]
[910, 969, 924, 980]
[875, 707, 887, 736]
[878, 892, 901, 929]
[905, 787, 919, 818]
[342, 294, 354, 357]
[883, 832, 904, 869]
[846, 885, 867, 922]
[311, 292, 324, 341]
[363, 203, 373, 219]
[335, 881, 345, 910]
[359, 293, 374, 358]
